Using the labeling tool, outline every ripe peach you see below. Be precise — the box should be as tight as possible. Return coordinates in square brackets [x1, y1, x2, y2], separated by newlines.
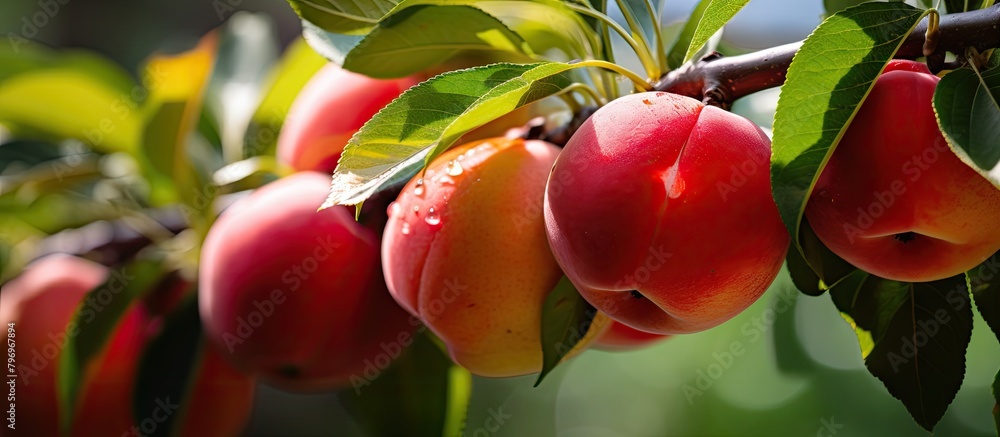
[544, 92, 789, 334]
[594, 321, 670, 351]
[382, 137, 607, 377]
[277, 64, 418, 173]
[199, 171, 412, 391]
[0, 255, 255, 436]
[805, 60, 1000, 282]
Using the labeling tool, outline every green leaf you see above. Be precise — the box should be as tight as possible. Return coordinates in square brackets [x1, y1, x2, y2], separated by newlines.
[823, 0, 870, 16]
[205, 12, 279, 160]
[829, 272, 973, 431]
[933, 65, 1000, 187]
[535, 276, 599, 386]
[137, 36, 217, 213]
[784, 219, 858, 297]
[133, 292, 202, 437]
[993, 369, 1000, 434]
[677, 0, 750, 66]
[476, 0, 594, 59]
[337, 332, 472, 437]
[58, 258, 168, 434]
[770, 2, 927, 246]
[0, 44, 141, 153]
[322, 62, 574, 207]
[666, 0, 712, 69]
[944, 0, 982, 13]
[970, 251, 1000, 341]
[243, 38, 326, 159]
[301, 20, 367, 66]
[342, 5, 533, 79]
[287, 0, 399, 35]
[616, 0, 658, 59]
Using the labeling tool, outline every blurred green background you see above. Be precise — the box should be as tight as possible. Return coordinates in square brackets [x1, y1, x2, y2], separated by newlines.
[1, 0, 996, 435]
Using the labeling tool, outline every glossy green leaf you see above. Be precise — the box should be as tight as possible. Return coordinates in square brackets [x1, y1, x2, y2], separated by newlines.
[342, 5, 532, 79]
[970, 251, 1000, 340]
[287, 0, 399, 35]
[535, 276, 600, 386]
[770, 2, 927, 245]
[133, 291, 202, 437]
[616, 0, 658, 60]
[0, 44, 141, 153]
[243, 38, 327, 159]
[823, 0, 870, 16]
[678, 0, 749, 66]
[476, 0, 594, 59]
[337, 332, 472, 437]
[829, 272, 973, 431]
[933, 65, 1000, 187]
[666, 0, 713, 69]
[301, 20, 367, 66]
[58, 258, 168, 434]
[322, 62, 574, 207]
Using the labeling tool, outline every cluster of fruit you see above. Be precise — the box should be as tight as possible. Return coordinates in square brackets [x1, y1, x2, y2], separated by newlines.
[4, 56, 997, 434]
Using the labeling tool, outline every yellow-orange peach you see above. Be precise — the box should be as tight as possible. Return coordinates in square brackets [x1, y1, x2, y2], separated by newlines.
[382, 137, 607, 377]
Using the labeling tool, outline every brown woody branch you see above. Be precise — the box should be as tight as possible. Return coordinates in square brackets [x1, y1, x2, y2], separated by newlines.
[652, 4, 1000, 109]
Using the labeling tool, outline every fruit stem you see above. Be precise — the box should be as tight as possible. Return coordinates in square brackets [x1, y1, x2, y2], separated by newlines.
[652, 4, 1000, 105]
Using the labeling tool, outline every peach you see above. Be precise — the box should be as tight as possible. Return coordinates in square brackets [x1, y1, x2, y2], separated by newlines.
[594, 321, 670, 351]
[544, 92, 789, 334]
[0, 255, 255, 436]
[199, 171, 412, 391]
[276, 64, 418, 173]
[805, 60, 1000, 282]
[382, 137, 607, 377]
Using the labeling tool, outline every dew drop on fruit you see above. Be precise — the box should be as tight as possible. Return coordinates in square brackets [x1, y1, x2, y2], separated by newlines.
[412, 205, 420, 214]
[414, 178, 425, 196]
[425, 207, 441, 226]
[387, 202, 401, 218]
[447, 160, 464, 176]
[401, 222, 411, 235]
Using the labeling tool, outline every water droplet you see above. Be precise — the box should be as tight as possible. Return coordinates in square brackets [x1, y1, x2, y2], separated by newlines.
[414, 178, 425, 196]
[387, 202, 401, 218]
[401, 222, 411, 235]
[447, 160, 464, 176]
[412, 205, 420, 214]
[424, 207, 441, 225]
[456, 154, 465, 161]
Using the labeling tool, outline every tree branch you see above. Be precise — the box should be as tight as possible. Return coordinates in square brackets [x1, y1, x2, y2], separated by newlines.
[652, 4, 1000, 108]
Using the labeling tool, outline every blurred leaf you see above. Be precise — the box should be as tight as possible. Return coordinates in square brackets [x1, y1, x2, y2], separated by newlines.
[771, 289, 816, 375]
[0, 192, 122, 235]
[770, 2, 927, 247]
[944, 0, 982, 12]
[933, 65, 1000, 187]
[0, 140, 64, 174]
[133, 291, 201, 437]
[58, 257, 168, 434]
[616, 0, 658, 59]
[535, 276, 599, 386]
[322, 62, 574, 207]
[829, 272, 972, 431]
[823, 0, 869, 16]
[337, 332, 471, 437]
[341, 6, 533, 79]
[205, 12, 279, 161]
[137, 33, 217, 212]
[287, 0, 400, 35]
[970, 251, 1000, 341]
[0, 44, 142, 153]
[675, 0, 749, 67]
[243, 38, 326, 159]
[212, 156, 287, 193]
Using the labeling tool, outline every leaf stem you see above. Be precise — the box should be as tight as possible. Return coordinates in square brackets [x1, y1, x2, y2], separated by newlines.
[644, 0, 668, 72]
[576, 59, 654, 91]
[566, 2, 661, 80]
